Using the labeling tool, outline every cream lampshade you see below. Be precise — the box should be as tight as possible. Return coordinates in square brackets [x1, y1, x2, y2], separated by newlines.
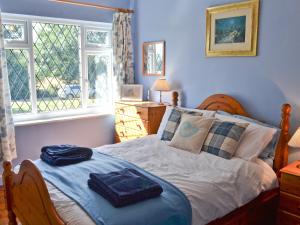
[288, 127, 300, 170]
[151, 78, 171, 104]
[289, 127, 300, 148]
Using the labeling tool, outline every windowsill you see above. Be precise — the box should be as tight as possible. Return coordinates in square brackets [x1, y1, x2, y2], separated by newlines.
[14, 112, 114, 127]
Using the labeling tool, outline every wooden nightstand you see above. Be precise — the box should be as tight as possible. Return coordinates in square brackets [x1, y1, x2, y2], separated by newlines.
[114, 101, 166, 143]
[277, 161, 300, 225]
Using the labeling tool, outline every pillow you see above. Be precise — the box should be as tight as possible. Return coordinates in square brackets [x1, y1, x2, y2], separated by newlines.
[232, 114, 281, 159]
[169, 114, 215, 154]
[161, 107, 203, 141]
[202, 120, 248, 159]
[215, 114, 277, 161]
[157, 106, 173, 139]
[179, 107, 216, 117]
[157, 106, 216, 139]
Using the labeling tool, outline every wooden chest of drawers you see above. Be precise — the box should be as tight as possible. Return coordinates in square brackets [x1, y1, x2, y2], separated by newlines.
[114, 101, 166, 143]
[277, 161, 300, 225]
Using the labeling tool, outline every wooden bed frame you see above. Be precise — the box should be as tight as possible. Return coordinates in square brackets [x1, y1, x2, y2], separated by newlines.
[3, 93, 291, 225]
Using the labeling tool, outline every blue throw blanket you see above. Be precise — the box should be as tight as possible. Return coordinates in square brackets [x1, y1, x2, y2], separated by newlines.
[40, 145, 93, 166]
[35, 150, 192, 225]
[88, 168, 163, 207]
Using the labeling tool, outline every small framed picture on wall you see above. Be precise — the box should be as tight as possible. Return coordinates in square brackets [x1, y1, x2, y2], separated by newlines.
[120, 84, 143, 101]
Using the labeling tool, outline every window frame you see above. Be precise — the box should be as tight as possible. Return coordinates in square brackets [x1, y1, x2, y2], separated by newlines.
[2, 13, 113, 123]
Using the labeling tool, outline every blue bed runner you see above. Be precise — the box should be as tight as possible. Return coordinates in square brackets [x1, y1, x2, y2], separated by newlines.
[35, 150, 192, 225]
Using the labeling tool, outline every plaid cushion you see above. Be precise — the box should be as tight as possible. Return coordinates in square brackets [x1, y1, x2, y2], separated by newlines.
[202, 120, 248, 159]
[161, 108, 202, 141]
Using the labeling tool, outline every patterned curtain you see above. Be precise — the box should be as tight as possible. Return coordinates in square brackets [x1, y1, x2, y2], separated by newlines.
[0, 11, 17, 162]
[112, 12, 134, 99]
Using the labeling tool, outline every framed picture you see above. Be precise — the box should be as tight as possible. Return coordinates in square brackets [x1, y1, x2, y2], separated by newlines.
[206, 0, 259, 57]
[143, 41, 165, 76]
[120, 85, 143, 101]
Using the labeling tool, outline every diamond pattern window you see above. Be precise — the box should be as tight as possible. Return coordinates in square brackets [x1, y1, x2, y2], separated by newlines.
[3, 15, 113, 119]
[86, 29, 111, 47]
[32, 22, 81, 112]
[6, 49, 31, 114]
[3, 22, 26, 43]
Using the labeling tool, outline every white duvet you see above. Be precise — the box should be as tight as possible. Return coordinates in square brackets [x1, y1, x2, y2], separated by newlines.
[47, 135, 278, 225]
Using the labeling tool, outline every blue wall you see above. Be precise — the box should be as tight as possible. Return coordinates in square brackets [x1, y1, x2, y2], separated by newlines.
[134, 0, 300, 161]
[0, 0, 130, 22]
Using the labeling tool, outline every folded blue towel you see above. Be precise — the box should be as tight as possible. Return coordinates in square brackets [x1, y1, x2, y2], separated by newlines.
[88, 168, 163, 207]
[40, 145, 93, 166]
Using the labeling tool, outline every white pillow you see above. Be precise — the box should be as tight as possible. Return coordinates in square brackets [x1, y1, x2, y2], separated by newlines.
[215, 114, 277, 161]
[157, 106, 216, 139]
[178, 107, 216, 117]
[157, 106, 173, 139]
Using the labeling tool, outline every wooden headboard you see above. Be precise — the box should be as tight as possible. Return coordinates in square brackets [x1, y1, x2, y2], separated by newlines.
[172, 92, 291, 174]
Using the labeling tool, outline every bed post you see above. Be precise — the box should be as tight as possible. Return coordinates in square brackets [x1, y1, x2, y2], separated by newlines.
[3, 161, 17, 225]
[274, 104, 291, 175]
[172, 91, 178, 106]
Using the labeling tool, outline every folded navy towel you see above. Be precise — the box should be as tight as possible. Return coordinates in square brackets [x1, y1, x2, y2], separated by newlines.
[40, 145, 93, 166]
[88, 168, 163, 207]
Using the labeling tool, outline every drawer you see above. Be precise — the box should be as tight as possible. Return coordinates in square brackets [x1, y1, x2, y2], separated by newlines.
[280, 192, 300, 216]
[277, 210, 300, 225]
[281, 173, 300, 196]
[115, 125, 147, 140]
[115, 114, 149, 133]
[115, 103, 148, 120]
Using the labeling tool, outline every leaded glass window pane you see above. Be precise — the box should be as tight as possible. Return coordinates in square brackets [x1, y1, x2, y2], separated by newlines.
[6, 49, 31, 114]
[3, 23, 26, 42]
[86, 30, 110, 46]
[32, 22, 81, 112]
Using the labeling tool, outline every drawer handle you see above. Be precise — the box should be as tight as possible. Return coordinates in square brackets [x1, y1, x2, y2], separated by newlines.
[120, 132, 124, 136]
[120, 120, 125, 125]
[136, 111, 142, 115]
[137, 124, 142, 130]
[120, 109, 124, 113]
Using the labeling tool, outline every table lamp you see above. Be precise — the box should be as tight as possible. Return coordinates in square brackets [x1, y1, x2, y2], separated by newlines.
[151, 77, 170, 105]
[288, 127, 300, 169]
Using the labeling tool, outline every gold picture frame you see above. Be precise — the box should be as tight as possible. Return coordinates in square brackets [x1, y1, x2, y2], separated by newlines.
[206, 0, 259, 57]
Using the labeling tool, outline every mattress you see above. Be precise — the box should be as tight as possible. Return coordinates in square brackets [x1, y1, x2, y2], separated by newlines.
[47, 135, 278, 225]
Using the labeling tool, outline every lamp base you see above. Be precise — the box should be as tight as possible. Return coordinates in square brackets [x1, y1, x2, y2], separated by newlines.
[159, 91, 163, 105]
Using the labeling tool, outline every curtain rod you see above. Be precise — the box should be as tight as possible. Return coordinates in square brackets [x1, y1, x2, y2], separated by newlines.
[50, 0, 134, 13]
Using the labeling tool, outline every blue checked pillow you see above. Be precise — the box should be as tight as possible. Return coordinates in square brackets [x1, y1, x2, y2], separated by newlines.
[202, 120, 249, 159]
[161, 108, 203, 141]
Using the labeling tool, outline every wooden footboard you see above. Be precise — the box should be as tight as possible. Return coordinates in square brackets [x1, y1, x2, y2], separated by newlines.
[3, 160, 64, 225]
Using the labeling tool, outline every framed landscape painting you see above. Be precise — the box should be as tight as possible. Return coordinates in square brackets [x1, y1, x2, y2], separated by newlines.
[206, 0, 259, 57]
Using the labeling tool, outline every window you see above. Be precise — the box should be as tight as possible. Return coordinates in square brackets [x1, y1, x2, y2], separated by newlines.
[85, 28, 111, 47]
[87, 53, 112, 107]
[6, 49, 31, 114]
[3, 20, 27, 43]
[2, 14, 113, 121]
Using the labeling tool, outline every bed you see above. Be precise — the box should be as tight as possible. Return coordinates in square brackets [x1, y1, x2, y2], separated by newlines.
[3, 94, 292, 225]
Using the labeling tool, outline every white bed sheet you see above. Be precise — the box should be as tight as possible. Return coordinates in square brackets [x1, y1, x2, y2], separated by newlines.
[47, 135, 278, 225]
